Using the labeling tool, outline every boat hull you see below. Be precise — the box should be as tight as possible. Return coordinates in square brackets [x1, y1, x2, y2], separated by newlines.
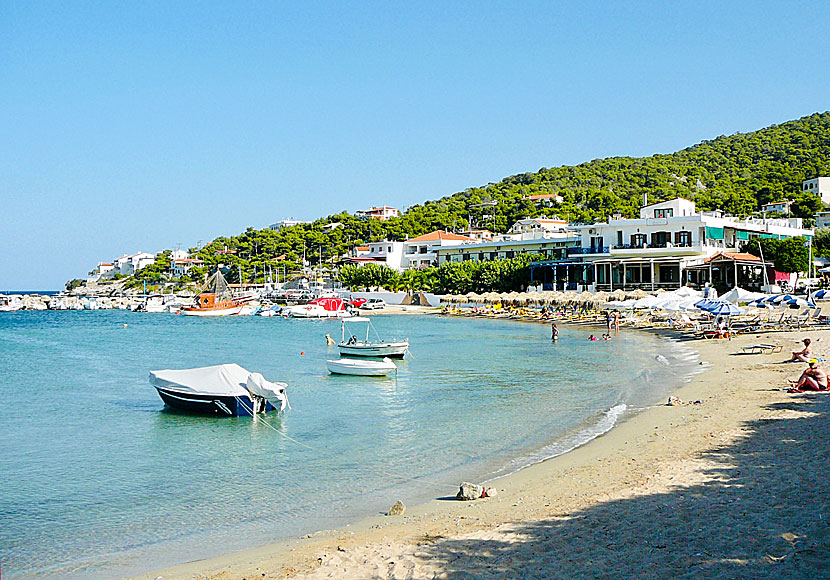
[326, 359, 397, 376]
[181, 305, 244, 317]
[337, 342, 408, 358]
[154, 386, 275, 416]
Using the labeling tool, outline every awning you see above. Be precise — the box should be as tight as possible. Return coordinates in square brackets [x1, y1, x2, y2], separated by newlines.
[705, 226, 724, 240]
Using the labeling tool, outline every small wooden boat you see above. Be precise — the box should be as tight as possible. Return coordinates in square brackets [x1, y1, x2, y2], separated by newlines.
[326, 357, 397, 376]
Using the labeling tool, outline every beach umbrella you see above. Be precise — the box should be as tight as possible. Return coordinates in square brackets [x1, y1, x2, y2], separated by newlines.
[697, 300, 744, 316]
[626, 289, 649, 299]
[633, 294, 660, 309]
[610, 289, 627, 300]
[815, 289, 829, 300]
[673, 286, 703, 298]
[720, 287, 769, 305]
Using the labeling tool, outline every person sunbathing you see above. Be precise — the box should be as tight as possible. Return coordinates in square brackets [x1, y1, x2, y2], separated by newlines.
[788, 359, 828, 392]
[788, 338, 813, 362]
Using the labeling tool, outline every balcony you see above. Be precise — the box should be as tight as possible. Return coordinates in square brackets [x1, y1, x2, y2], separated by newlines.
[567, 246, 609, 255]
[611, 242, 693, 250]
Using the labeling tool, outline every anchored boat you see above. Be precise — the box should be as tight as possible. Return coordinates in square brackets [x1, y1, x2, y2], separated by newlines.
[337, 317, 409, 358]
[326, 357, 397, 376]
[150, 363, 289, 416]
[182, 270, 251, 317]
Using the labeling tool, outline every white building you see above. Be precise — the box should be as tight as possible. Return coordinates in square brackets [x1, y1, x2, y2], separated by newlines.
[403, 231, 478, 269]
[534, 198, 812, 292]
[170, 249, 189, 261]
[114, 252, 156, 276]
[346, 241, 407, 272]
[170, 258, 204, 277]
[268, 218, 311, 231]
[503, 217, 571, 240]
[523, 193, 564, 207]
[803, 177, 830, 205]
[816, 211, 830, 229]
[460, 229, 494, 242]
[355, 206, 400, 221]
[436, 219, 579, 265]
[762, 200, 792, 215]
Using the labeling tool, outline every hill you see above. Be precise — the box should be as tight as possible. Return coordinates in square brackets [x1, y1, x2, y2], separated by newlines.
[129, 112, 830, 288]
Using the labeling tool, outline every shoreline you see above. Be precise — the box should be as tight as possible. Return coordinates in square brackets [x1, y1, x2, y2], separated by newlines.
[133, 322, 830, 579]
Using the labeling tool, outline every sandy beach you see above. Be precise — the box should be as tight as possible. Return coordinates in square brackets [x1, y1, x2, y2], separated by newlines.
[135, 325, 830, 580]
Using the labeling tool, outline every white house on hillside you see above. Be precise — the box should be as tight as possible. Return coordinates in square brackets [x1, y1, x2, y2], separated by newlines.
[355, 206, 400, 221]
[346, 241, 407, 271]
[114, 252, 156, 276]
[803, 177, 830, 205]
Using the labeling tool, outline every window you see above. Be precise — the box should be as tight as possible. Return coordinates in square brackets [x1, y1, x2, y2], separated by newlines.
[675, 231, 692, 247]
[388, 246, 392, 252]
[631, 233, 646, 248]
[651, 231, 669, 247]
[506, 251, 514, 259]
[654, 208, 674, 218]
[617, 231, 623, 246]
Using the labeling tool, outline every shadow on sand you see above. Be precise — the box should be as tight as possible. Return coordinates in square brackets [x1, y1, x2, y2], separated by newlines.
[385, 395, 830, 579]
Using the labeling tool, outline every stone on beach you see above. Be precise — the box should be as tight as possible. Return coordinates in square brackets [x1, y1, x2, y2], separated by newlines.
[387, 500, 406, 516]
[456, 482, 485, 501]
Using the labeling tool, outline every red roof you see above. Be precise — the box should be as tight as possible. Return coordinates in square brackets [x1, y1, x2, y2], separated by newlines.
[704, 252, 762, 264]
[524, 193, 561, 200]
[356, 246, 370, 251]
[407, 230, 476, 243]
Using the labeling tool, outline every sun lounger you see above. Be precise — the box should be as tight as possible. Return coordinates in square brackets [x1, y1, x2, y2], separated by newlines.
[741, 343, 783, 354]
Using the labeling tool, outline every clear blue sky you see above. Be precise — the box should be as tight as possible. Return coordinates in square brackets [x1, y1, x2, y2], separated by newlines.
[2, 1, 829, 290]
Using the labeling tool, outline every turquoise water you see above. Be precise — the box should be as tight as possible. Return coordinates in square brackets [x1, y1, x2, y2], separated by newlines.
[0, 311, 703, 579]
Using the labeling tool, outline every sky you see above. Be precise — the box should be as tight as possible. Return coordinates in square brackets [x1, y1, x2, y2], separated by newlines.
[2, 1, 829, 290]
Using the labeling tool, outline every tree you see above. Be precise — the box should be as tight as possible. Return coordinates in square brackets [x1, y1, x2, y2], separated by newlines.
[743, 236, 810, 288]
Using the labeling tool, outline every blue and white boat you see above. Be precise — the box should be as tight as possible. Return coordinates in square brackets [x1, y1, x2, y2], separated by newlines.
[149, 363, 289, 416]
[337, 317, 409, 358]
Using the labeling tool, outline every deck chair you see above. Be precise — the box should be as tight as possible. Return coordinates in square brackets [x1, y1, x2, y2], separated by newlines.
[741, 343, 783, 354]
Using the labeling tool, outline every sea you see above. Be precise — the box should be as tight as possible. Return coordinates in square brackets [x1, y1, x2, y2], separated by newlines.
[0, 310, 706, 579]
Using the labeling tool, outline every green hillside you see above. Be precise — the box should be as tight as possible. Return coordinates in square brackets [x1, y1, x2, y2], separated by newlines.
[130, 111, 830, 287]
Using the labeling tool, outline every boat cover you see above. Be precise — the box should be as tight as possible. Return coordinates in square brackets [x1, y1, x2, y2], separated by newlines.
[149, 364, 252, 396]
[247, 373, 290, 411]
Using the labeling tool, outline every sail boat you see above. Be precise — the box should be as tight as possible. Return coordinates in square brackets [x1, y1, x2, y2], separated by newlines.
[182, 269, 249, 317]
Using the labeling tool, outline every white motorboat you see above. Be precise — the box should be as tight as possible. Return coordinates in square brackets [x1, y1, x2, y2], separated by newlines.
[337, 317, 409, 358]
[150, 363, 289, 416]
[326, 357, 397, 376]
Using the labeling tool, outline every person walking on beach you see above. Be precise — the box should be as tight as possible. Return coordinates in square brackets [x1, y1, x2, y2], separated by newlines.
[606, 310, 613, 333]
[613, 311, 620, 334]
[551, 322, 559, 341]
[788, 338, 812, 362]
[788, 358, 828, 391]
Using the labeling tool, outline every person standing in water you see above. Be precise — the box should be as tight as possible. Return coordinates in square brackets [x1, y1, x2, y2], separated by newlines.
[551, 322, 559, 341]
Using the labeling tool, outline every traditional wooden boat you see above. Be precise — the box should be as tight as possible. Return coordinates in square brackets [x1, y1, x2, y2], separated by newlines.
[182, 270, 250, 317]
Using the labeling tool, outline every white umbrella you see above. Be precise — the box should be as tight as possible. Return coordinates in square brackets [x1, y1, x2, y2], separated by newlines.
[633, 294, 660, 309]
